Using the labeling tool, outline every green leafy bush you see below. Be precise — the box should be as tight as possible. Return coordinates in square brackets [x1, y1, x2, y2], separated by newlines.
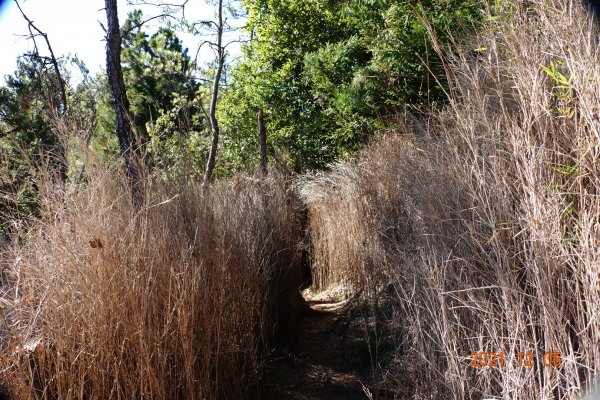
[220, 0, 482, 171]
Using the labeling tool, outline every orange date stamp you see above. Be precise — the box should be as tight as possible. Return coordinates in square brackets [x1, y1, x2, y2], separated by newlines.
[468, 351, 562, 367]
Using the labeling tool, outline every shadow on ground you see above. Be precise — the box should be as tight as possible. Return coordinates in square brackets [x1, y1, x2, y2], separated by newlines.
[264, 289, 398, 400]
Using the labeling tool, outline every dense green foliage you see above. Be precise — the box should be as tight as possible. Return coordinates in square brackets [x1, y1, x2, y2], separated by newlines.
[220, 0, 481, 171]
[119, 11, 209, 178]
[0, 1, 482, 232]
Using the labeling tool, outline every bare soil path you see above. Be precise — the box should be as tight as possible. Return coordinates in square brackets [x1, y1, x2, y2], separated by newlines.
[265, 290, 373, 400]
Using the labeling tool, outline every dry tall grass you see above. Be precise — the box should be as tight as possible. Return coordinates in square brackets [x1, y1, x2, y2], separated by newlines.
[301, 0, 599, 398]
[0, 162, 305, 399]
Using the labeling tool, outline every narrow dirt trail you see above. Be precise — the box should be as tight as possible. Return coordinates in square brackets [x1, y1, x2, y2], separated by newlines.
[266, 290, 372, 400]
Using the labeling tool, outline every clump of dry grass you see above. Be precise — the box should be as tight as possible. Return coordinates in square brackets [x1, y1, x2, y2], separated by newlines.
[301, 0, 600, 398]
[0, 161, 305, 399]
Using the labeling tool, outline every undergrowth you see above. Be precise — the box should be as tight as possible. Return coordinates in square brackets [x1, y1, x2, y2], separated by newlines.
[300, 0, 600, 398]
[0, 161, 305, 399]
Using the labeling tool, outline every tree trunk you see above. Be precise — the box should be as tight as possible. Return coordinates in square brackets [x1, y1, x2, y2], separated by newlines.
[105, 0, 143, 207]
[202, 0, 224, 187]
[258, 110, 267, 177]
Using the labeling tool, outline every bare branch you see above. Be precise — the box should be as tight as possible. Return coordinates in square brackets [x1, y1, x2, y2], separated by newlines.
[127, 0, 189, 18]
[122, 13, 177, 36]
[188, 19, 220, 31]
[13, 0, 68, 116]
[128, 0, 188, 8]
[14, 0, 69, 183]
[193, 39, 220, 62]
[223, 38, 249, 49]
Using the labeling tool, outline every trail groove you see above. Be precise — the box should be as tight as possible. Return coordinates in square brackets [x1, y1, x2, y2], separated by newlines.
[266, 290, 371, 400]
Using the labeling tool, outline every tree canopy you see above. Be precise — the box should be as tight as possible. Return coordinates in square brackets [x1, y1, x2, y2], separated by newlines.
[219, 0, 481, 171]
[0, 0, 483, 231]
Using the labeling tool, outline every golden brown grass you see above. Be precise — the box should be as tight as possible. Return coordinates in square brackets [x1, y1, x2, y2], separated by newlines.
[2, 0, 600, 398]
[0, 162, 305, 399]
[300, 0, 600, 398]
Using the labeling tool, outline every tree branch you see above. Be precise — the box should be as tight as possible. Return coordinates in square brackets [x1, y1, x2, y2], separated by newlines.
[14, 0, 69, 184]
[13, 0, 68, 116]
[122, 13, 177, 36]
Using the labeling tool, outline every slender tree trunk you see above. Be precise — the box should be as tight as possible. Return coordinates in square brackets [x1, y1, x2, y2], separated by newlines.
[202, 0, 224, 187]
[105, 0, 143, 207]
[258, 110, 267, 177]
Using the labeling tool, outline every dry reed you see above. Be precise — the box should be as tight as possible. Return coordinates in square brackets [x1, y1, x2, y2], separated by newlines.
[0, 160, 304, 399]
[300, 0, 600, 397]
